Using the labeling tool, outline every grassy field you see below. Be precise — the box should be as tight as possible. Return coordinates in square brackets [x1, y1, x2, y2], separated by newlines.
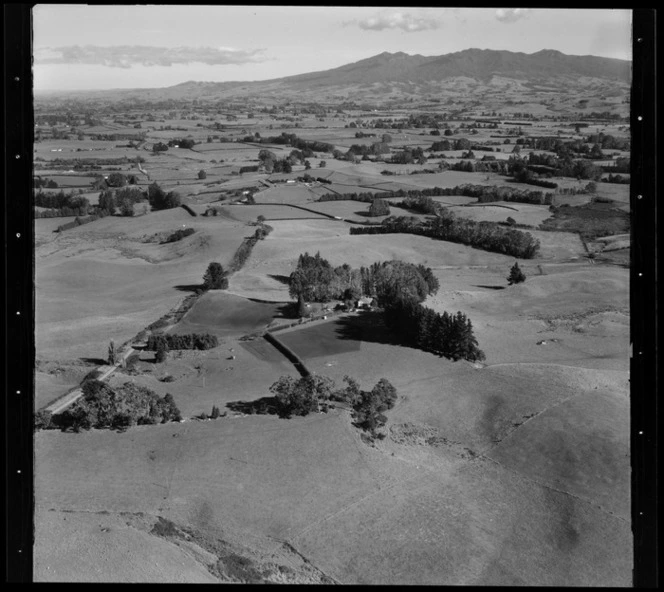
[170, 292, 290, 338]
[212, 204, 328, 223]
[34, 106, 631, 584]
[448, 201, 552, 226]
[35, 209, 249, 362]
[35, 348, 630, 585]
[228, 218, 521, 302]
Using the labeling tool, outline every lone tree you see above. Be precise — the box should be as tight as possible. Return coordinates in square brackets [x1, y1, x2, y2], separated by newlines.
[106, 172, 127, 188]
[155, 341, 169, 363]
[507, 262, 526, 285]
[296, 294, 307, 318]
[108, 340, 119, 365]
[198, 169, 207, 180]
[203, 262, 229, 290]
[368, 198, 390, 217]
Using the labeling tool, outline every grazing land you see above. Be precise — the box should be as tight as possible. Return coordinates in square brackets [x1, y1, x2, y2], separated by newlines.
[34, 44, 630, 586]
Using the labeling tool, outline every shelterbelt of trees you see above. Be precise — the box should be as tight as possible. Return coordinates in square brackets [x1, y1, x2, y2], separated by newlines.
[318, 184, 555, 206]
[288, 252, 484, 362]
[350, 212, 540, 259]
[241, 131, 335, 156]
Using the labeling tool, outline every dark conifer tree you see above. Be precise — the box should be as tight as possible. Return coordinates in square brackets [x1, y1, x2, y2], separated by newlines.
[507, 262, 527, 285]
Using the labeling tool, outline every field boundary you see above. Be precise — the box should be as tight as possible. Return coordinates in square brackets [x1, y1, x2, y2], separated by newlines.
[263, 332, 311, 378]
[180, 203, 198, 216]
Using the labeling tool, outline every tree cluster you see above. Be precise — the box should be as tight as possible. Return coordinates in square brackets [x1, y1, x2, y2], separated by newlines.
[269, 374, 335, 417]
[245, 132, 334, 156]
[288, 252, 439, 306]
[168, 138, 197, 149]
[162, 227, 196, 244]
[55, 380, 182, 432]
[106, 172, 127, 188]
[585, 133, 630, 151]
[389, 147, 427, 165]
[604, 173, 629, 184]
[34, 177, 59, 189]
[203, 262, 229, 289]
[258, 149, 292, 173]
[383, 301, 486, 362]
[147, 333, 219, 351]
[148, 182, 181, 210]
[112, 186, 147, 216]
[34, 190, 89, 212]
[602, 157, 630, 174]
[269, 373, 398, 438]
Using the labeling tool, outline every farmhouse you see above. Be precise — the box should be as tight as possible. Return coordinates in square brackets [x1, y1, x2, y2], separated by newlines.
[356, 297, 374, 309]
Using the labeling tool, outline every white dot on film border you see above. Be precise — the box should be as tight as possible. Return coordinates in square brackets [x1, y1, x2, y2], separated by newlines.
[637, 116, 643, 121]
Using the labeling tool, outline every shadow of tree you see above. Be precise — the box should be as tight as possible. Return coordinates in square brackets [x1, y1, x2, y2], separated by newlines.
[226, 396, 287, 417]
[174, 284, 206, 293]
[79, 357, 107, 366]
[267, 274, 291, 285]
[276, 302, 299, 319]
[334, 310, 457, 360]
[333, 310, 402, 347]
[472, 284, 506, 290]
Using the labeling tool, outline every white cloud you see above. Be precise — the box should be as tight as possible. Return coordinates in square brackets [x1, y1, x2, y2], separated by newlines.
[34, 45, 267, 68]
[495, 9, 530, 24]
[354, 10, 440, 32]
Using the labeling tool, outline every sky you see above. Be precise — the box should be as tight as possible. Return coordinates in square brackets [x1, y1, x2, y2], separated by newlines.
[32, 6, 633, 91]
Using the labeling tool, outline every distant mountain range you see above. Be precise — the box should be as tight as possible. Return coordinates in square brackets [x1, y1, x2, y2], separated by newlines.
[38, 49, 631, 106]
[270, 48, 631, 87]
[167, 49, 630, 92]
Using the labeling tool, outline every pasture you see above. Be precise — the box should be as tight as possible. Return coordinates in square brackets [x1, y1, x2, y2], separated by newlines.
[228, 218, 522, 301]
[34, 209, 249, 361]
[35, 330, 630, 586]
[170, 292, 289, 339]
[33, 97, 631, 585]
[448, 201, 552, 226]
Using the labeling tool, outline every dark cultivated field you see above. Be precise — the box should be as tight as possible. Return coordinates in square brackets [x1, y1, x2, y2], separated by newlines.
[276, 318, 363, 360]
